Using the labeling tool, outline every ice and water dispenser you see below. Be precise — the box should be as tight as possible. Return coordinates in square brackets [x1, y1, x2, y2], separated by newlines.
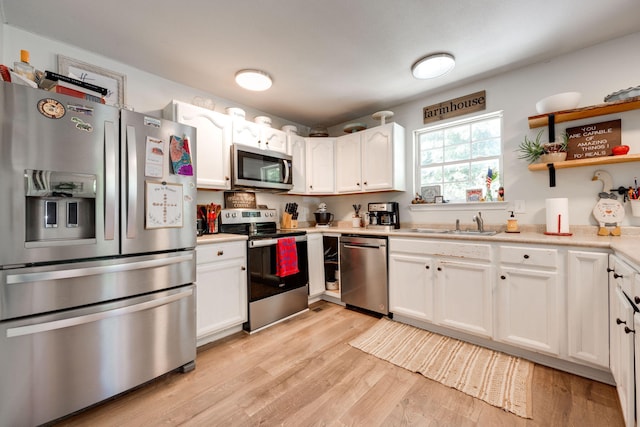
[25, 169, 97, 242]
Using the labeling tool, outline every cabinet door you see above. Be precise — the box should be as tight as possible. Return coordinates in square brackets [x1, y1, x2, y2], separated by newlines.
[195, 245, 247, 341]
[231, 119, 261, 148]
[435, 259, 493, 338]
[335, 133, 362, 193]
[262, 127, 287, 153]
[497, 267, 560, 355]
[307, 234, 325, 298]
[173, 102, 231, 189]
[389, 253, 434, 322]
[288, 134, 306, 194]
[567, 251, 609, 367]
[306, 138, 335, 194]
[362, 124, 394, 191]
[610, 285, 635, 427]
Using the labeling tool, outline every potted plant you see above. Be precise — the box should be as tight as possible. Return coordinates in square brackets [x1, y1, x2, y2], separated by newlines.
[540, 132, 569, 163]
[517, 130, 568, 164]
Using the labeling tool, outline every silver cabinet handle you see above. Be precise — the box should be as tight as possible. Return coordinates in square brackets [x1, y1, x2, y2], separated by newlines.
[6, 253, 194, 284]
[7, 288, 193, 338]
[126, 125, 138, 239]
[104, 121, 117, 240]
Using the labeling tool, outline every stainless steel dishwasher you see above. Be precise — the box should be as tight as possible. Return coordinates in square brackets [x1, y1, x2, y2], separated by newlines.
[339, 235, 388, 315]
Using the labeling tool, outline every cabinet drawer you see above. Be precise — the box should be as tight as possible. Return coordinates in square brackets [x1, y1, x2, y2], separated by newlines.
[499, 245, 558, 268]
[197, 242, 246, 265]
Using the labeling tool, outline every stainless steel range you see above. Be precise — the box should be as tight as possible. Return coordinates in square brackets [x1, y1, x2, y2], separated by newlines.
[219, 208, 308, 332]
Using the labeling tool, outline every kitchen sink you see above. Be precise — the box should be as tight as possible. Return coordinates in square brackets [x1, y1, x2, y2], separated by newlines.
[395, 228, 449, 234]
[394, 228, 498, 236]
[445, 229, 498, 236]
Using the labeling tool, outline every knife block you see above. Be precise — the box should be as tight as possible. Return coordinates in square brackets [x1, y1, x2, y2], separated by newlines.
[281, 213, 298, 229]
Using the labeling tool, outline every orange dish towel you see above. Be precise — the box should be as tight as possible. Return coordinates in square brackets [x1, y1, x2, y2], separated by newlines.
[276, 237, 299, 277]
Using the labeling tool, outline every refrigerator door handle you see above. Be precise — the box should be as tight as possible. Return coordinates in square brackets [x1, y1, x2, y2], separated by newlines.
[104, 121, 117, 240]
[6, 253, 194, 284]
[126, 125, 138, 239]
[6, 288, 194, 338]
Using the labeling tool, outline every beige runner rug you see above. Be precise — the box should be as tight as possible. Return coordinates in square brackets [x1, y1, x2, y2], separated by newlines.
[350, 318, 533, 418]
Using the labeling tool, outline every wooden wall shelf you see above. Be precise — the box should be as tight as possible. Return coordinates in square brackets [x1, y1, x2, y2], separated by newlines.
[528, 96, 640, 128]
[528, 153, 640, 171]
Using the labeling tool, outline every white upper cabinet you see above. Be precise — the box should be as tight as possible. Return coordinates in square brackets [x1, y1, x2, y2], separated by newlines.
[336, 132, 363, 193]
[335, 123, 405, 194]
[287, 132, 307, 194]
[362, 123, 405, 192]
[231, 119, 287, 153]
[164, 100, 232, 190]
[306, 137, 335, 194]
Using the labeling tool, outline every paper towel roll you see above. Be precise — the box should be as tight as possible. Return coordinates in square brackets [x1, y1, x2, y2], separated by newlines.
[546, 198, 570, 234]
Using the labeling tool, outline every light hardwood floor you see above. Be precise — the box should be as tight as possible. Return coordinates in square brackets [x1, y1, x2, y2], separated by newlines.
[54, 301, 624, 426]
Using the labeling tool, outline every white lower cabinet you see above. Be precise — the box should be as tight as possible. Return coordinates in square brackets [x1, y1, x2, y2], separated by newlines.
[609, 254, 638, 427]
[195, 241, 247, 346]
[435, 258, 493, 338]
[389, 252, 435, 322]
[307, 233, 325, 299]
[567, 250, 609, 368]
[497, 267, 560, 355]
[389, 238, 492, 338]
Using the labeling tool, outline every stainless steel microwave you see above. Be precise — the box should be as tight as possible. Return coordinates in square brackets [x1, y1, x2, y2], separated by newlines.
[232, 143, 293, 191]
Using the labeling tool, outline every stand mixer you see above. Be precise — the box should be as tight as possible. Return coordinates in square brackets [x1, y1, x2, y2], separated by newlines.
[314, 203, 334, 227]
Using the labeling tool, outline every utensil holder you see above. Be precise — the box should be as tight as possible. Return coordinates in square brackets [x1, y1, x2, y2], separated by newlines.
[281, 213, 297, 229]
[630, 200, 640, 217]
[352, 215, 361, 228]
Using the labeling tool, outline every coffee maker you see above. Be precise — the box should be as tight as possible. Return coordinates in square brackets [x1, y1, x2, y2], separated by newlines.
[367, 202, 400, 230]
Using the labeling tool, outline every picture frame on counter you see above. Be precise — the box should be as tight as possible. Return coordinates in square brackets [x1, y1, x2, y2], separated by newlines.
[58, 55, 126, 106]
[466, 188, 483, 202]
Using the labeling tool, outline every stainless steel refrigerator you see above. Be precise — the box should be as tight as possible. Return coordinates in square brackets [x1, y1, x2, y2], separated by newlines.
[0, 82, 197, 427]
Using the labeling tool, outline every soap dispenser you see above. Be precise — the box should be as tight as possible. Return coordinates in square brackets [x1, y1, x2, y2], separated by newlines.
[506, 211, 520, 233]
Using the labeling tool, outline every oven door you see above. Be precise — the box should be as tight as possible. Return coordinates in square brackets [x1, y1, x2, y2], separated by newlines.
[232, 143, 293, 191]
[247, 235, 308, 302]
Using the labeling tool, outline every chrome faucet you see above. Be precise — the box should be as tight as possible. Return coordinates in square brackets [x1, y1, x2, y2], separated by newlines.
[472, 212, 484, 232]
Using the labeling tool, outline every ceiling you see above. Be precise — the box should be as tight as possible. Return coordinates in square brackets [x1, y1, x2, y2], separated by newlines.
[3, 0, 640, 127]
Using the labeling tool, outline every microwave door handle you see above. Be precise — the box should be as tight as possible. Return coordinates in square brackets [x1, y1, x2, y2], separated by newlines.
[104, 121, 117, 240]
[283, 159, 290, 184]
[126, 125, 138, 239]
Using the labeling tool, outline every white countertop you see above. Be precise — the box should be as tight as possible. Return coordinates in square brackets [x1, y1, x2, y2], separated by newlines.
[197, 225, 640, 265]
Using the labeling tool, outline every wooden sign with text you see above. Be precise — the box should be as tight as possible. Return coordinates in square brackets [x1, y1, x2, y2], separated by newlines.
[566, 119, 621, 160]
[423, 90, 486, 124]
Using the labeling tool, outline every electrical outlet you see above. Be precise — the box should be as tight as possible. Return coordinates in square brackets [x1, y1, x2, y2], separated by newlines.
[514, 200, 526, 213]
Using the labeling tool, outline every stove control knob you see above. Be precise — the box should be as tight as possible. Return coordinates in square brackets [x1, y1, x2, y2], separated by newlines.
[231, 213, 237, 218]
[225, 213, 231, 218]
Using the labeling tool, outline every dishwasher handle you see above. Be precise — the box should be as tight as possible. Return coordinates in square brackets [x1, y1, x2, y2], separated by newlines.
[342, 243, 386, 250]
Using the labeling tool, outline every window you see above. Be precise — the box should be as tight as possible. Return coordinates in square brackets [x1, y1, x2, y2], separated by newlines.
[415, 111, 503, 203]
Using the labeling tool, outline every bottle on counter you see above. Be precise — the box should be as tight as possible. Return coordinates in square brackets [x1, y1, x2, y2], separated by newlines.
[13, 50, 36, 82]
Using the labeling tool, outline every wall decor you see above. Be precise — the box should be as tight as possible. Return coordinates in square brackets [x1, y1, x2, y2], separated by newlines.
[423, 90, 486, 124]
[565, 119, 621, 160]
[58, 55, 126, 106]
[466, 188, 483, 202]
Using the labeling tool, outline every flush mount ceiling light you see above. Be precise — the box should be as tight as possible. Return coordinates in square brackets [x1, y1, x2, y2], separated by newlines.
[411, 53, 456, 79]
[235, 69, 273, 91]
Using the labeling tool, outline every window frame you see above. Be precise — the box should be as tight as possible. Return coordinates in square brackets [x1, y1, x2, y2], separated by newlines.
[413, 110, 504, 205]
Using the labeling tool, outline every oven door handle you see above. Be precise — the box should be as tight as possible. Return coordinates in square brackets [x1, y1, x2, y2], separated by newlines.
[249, 235, 307, 248]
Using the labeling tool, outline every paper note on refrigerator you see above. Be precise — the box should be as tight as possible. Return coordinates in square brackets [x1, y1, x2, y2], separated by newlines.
[169, 135, 193, 176]
[144, 136, 164, 178]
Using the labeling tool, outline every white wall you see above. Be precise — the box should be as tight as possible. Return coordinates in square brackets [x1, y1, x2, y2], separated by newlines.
[328, 32, 640, 228]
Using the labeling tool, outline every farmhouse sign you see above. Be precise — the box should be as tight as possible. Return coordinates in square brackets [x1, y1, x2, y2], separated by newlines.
[566, 119, 621, 160]
[423, 90, 486, 124]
